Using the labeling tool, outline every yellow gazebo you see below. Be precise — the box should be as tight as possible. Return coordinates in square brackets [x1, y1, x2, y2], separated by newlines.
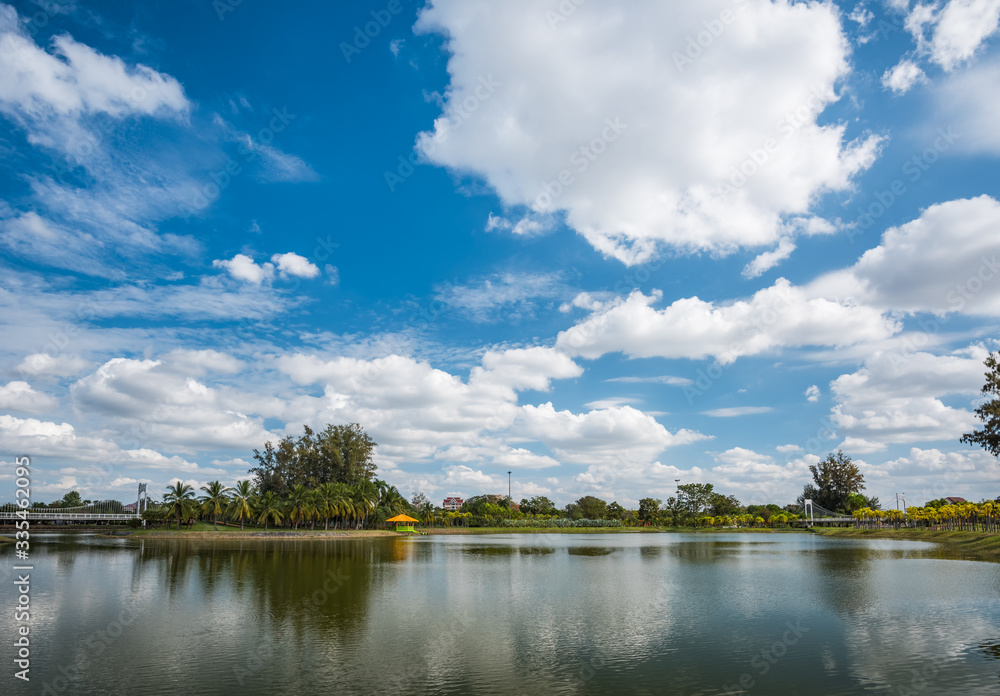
[386, 514, 419, 532]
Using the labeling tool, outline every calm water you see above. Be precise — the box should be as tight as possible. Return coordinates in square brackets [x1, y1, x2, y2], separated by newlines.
[3, 532, 999, 695]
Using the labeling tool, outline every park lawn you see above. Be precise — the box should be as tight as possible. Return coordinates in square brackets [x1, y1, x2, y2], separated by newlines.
[423, 526, 806, 535]
[813, 527, 1000, 560]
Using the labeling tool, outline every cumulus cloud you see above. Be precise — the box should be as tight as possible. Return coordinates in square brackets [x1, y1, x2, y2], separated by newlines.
[829, 346, 986, 452]
[271, 252, 320, 279]
[0, 3, 189, 139]
[881, 59, 927, 93]
[814, 196, 1000, 316]
[514, 403, 708, 468]
[805, 385, 821, 402]
[212, 254, 274, 284]
[414, 0, 880, 264]
[70, 357, 271, 451]
[742, 237, 797, 278]
[555, 280, 897, 363]
[0, 381, 59, 414]
[213, 251, 322, 285]
[927, 0, 1000, 70]
[16, 353, 90, 378]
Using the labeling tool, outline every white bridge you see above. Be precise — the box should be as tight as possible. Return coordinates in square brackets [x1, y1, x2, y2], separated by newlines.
[1, 485, 149, 523]
[800, 499, 853, 525]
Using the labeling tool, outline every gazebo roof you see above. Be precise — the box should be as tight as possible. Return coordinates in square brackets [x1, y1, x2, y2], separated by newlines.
[386, 514, 419, 523]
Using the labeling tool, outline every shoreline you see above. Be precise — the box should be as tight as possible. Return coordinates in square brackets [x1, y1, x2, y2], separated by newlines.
[121, 526, 809, 539]
[812, 528, 1000, 561]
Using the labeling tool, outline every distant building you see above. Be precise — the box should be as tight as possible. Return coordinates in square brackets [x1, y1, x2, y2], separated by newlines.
[442, 497, 463, 511]
[944, 497, 967, 505]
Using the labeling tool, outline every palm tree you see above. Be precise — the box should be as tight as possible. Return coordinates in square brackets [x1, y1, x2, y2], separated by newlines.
[256, 490, 283, 531]
[200, 480, 231, 531]
[314, 483, 342, 531]
[286, 483, 315, 530]
[163, 481, 197, 530]
[331, 483, 356, 529]
[227, 480, 256, 531]
[352, 480, 378, 529]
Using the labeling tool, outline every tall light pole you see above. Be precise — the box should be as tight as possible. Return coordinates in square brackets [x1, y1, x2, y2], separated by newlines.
[508, 471, 512, 508]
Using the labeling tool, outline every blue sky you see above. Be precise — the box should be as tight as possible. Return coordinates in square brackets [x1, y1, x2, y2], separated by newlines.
[1, 0, 999, 509]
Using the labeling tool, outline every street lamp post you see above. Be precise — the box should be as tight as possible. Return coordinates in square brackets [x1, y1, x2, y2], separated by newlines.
[508, 471, 512, 508]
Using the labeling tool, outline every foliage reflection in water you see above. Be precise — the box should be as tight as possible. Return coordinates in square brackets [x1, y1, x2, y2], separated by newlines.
[3, 532, 999, 695]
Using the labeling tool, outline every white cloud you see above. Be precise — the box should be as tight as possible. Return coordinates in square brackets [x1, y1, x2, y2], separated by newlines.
[0, 4, 189, 133]
[742, 237, 797, 278]
[862, 447, 1000, 504]
[928, 0, 1000, 70]
[271, 252, 320, 279]
[708, 447, 819, 504]
[805, 385, 821, 402]
[16, 352, 90, 378]
[937, 56, 1000, 155]
[484, 212, 554, 237]
[829, 346, 986, 451]
[556, 280, 897, 363]
[433, 272, 565, 322]
[414, 0, 880, 264]
[776, 443, 804, 453]
[472, 346, 582, 393]
[0, 381, 59, 414]
[815, 196, 1000, 316]
[515, 402, 708, 468]
[491, 447, 561, 470]
[212, 254, 274, 284]
[70, 357, 271, 451]
[701, 406, 774, 417]
[604, 375, 694, 387]
[881, 59, 927, 93]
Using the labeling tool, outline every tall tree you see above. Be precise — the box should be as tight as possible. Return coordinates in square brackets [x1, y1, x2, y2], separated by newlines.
[519, 496, 557, 516]
[249, 423, 378, 495]
[638, 498, 661, 524]
[802, 451, 865, 513]
[677, 483, 715, 517]
[163, 481, 197, 530]
[227, 481, 256, 531]
[961, 351, 1000, 458]
[286, 483, 316, 530]
[200, 481, 231, 531]
[575, 495, 608, 519]
[255, 490, 283, 530]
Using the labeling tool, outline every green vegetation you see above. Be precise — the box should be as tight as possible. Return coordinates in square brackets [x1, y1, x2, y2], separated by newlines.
[799, 451, 877, 512]
[852, 500, 999, 532]
[961, 350, 1000, 458]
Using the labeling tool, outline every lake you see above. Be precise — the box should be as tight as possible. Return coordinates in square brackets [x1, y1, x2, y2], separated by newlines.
[4, 532, 999, 695]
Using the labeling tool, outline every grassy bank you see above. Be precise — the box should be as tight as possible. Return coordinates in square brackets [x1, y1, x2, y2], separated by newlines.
[132, 523, 400, 539]
[425, 526, 806, 535]
[813, 528, 1000, 560]
[123, 524, 807, 538]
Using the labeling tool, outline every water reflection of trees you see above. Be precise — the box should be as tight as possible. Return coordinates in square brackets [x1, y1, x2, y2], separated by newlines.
[137, 538, 410, 637]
